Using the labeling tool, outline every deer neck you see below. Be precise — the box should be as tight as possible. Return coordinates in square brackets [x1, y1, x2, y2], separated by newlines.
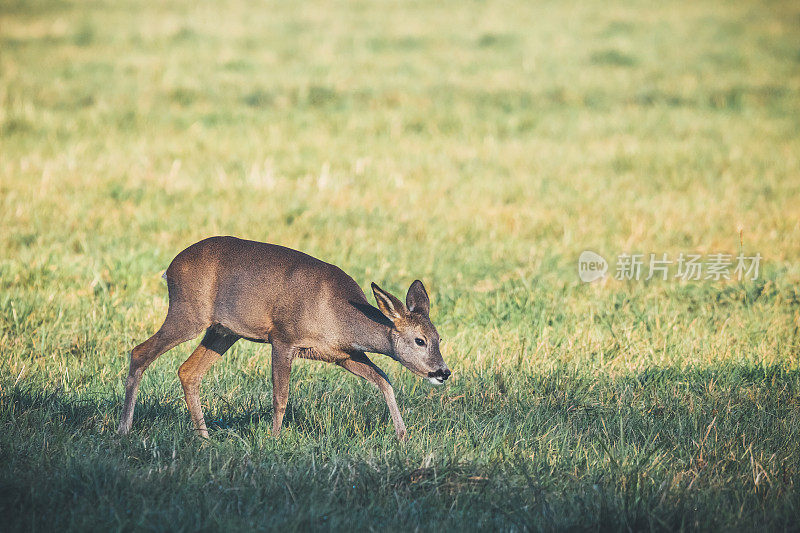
[346, 302, 396, 358]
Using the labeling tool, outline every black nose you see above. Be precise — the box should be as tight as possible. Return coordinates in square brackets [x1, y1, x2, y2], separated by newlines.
[428, 368, 451, 380]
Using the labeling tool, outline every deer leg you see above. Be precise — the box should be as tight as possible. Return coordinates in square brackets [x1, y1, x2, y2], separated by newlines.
[338, 352, 407, 441]
[178, 328, 239, 438]
[270, 342, 294, 436]
[118, 312, 206, 435]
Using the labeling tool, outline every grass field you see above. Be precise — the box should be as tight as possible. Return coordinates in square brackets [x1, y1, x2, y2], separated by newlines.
[2, 0, 800, 530]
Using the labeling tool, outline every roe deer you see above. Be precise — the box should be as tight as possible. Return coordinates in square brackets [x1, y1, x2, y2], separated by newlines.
[117, 236, 450, 440]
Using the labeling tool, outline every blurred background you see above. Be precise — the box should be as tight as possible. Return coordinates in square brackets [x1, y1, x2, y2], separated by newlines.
[1, 0, 799, 529]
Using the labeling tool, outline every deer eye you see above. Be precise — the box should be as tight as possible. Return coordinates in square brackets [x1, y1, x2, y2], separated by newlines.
[415, 338, 426, 347]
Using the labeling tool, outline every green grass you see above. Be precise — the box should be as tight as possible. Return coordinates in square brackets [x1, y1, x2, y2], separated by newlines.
[2, 0, 800, 530]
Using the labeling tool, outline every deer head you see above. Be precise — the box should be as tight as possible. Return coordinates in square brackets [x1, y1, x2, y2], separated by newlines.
[371, 280, 451, 385]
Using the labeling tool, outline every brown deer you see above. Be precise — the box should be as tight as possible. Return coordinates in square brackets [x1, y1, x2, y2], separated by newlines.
[117, 236, 450, 440]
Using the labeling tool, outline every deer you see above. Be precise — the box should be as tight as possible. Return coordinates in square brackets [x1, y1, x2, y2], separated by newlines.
[117, 236, 451, 441]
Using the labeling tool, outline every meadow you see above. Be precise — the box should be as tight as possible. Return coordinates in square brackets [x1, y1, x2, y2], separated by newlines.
[2, 0, 800, 529]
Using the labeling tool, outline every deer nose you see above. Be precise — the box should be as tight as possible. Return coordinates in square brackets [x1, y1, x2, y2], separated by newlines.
[428, 368, 451, 381]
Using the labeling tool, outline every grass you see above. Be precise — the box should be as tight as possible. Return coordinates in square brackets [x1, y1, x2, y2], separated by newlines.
[1, 0, 800, 530]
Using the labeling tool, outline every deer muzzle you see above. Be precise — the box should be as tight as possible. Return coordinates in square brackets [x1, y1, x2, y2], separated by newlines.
[427, 367, 451, 385]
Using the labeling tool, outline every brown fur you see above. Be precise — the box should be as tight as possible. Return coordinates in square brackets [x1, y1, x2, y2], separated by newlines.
[117, 236, 450, 441]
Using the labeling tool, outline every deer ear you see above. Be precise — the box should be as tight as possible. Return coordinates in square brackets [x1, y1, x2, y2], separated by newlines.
[406, 280, 430, 316]
[371, 283, 406, 322]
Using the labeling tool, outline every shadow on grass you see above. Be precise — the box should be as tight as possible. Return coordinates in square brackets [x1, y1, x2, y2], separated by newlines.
[1, 364, 799, 530]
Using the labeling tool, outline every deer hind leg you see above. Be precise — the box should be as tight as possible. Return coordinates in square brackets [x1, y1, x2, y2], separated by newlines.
[118, 306, 207, 435]
[178, 328, 238, 438]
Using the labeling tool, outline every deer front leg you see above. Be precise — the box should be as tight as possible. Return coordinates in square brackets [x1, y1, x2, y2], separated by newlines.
[338, 352, 407, 441]
[270, 343, 294, 436]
